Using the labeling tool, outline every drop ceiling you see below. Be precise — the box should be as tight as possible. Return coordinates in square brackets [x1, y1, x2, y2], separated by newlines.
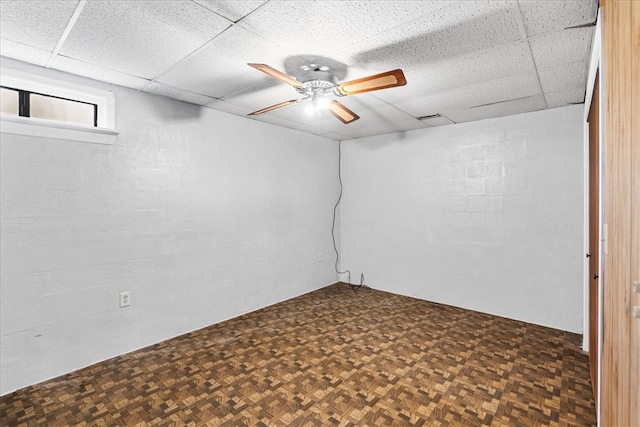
[0, 0, 597, 140]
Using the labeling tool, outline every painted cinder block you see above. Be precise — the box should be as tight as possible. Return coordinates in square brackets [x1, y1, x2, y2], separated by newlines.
[0, 69, 338, 395]
[340, 105, 584, 334]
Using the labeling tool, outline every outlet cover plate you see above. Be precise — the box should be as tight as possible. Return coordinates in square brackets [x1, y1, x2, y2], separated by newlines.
[119, 291, 131, 308]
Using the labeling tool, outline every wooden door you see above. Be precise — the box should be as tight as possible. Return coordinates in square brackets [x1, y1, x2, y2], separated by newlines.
[601, 0, 640, 425]
[587, 71, 599, 405]
[630, 2, 640, 424]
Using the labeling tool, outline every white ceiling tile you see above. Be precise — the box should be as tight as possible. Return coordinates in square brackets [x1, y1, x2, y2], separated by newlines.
[352, 105, 415, 128]
[247, 113, 301, 130]
[293, 122, 335, 137]
[268, 102, 325, 124]
[192, 0, 266, 22]
[518, 0, 598, 37]
[336, 126, 388, 140]
[395, 73, 540, 118]
[206, 99, 253, 116]
[336, 135, 356, 141]
[538, 60, 587, 93]
[317, 120, 356, 135]
[60, 1, 231, 79]
[261, 101, 409, 132]
[338, 93, 389, 110]
[49, 55, 150, 90]
[390, 117, 432, 132]
[371, 41, 536, 104]
[346, 1, 522, 72]
[307, 111, 361, 135]
[0, 0, 77, 52]
[240, 1, 454, 60]
[337, 118, 429, 140]
[319, 132, 345, 141]
[143, 82, 216, 106]
[0, 0, 597, 138]
[313, 104, 414, 131]
[444, 95, 546, 123]
[0, 39, 51, 67]
[306, 102, 422, 134]
[529, 27, 594, 70]
[221, 82, 300, 111]
[545, 87, 585, 108]
[157, 25, 289, 98]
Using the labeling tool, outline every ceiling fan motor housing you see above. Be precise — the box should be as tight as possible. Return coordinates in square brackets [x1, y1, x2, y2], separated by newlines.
[296, 79, 336, 98]
[293, 65, 341, 98]
[295, 65, 337, 84]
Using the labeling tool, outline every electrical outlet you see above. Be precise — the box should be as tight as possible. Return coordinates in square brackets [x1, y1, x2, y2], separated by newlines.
[119, 291, 131, 308]
[318, 252, 323, 262]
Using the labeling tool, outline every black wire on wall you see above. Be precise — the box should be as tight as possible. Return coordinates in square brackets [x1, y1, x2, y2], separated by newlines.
[332, 141, 368, 291]
[332, 140, 352, 286]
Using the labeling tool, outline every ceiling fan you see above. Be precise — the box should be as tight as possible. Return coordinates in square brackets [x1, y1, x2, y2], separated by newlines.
[246, 63, 407, 124]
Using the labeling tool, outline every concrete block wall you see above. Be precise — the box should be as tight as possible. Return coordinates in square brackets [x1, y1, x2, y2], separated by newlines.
[339, 106, 584, 332]
[0, 59, 586, 396]
[0, 62, 338, 395]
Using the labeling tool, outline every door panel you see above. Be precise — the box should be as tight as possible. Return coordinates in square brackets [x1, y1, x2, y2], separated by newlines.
[630, 3, 640, 425]
[601, 1, 640, 425]
[587, 71, 599, 405]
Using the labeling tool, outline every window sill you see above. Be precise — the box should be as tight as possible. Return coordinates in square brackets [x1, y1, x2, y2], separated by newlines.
[0, 114, 118, 145]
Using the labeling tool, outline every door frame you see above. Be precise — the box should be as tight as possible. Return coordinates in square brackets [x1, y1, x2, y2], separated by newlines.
[582, 7, 602, 423]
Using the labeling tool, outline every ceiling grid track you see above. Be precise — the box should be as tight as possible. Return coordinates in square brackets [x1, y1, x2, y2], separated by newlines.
[45, 0, 87, 68]
[514, 1, 549, 109]
[144, 0, 273, 90]
[143, 24, 234, 89]
[0, 0, 597, 138]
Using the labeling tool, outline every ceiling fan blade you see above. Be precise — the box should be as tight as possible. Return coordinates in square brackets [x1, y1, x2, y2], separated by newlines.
[336, 69, 407, 96]
[248, 63, 304, 88]
[328, 101, 360, 124]
[248, 99, 299, 116]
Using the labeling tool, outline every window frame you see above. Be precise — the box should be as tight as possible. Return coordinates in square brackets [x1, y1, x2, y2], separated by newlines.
[0, 67, 118, 144]
[2, 84, 99, 126]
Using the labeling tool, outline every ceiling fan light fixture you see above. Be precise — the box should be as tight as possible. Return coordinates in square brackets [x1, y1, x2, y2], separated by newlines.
[315, 97, 331, 111]
[306, 92, 332, 116]
[247, 63, 405, 125]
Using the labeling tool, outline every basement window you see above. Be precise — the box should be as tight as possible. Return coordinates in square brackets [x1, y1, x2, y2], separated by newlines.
[1, 86, 97, 126]
[0, 86, 19, 115]
[0, 67, 118, 144]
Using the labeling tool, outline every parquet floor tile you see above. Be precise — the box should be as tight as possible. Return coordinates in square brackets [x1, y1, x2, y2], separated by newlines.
[0, 283, 596, 426]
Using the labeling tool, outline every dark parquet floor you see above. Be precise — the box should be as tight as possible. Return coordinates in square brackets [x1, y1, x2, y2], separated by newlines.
[0, 283, 596, 426]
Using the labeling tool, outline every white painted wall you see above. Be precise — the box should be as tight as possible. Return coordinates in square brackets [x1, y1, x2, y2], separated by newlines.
[0, 61, 338, 395]
[340, 106, 584, 332]
[0, 58, 586, 396]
